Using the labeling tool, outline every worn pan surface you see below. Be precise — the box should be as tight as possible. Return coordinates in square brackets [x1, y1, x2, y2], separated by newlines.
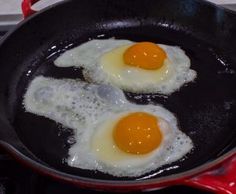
[0, 0, 235, 193]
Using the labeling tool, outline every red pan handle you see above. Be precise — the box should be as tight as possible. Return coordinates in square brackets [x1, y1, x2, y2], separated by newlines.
[22, 0, 40, 18]
[184, 153, 236, 194]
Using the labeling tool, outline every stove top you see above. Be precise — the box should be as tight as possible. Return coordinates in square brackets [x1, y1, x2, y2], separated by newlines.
[0, 29, 211, 194]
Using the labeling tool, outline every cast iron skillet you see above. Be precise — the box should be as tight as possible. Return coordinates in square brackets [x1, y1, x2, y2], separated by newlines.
[0, 0, 235, 193]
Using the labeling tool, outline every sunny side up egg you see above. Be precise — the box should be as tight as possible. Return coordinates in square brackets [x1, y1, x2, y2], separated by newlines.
[24, 76, 193, 177]
[55, 39, 197, 94]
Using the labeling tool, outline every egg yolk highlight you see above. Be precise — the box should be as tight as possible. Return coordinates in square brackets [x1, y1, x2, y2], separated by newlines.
[123, 42, 167, 70]
[113, 112, 162, 155]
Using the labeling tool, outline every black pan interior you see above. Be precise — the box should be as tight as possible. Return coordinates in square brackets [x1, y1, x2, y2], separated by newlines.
[0, 0, 236, 181]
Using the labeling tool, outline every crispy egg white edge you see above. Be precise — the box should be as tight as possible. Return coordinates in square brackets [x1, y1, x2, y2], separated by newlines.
[69, 105, 193, 177]
[24, 76, 194, 177]
[54, 39, 132, 68]
[54, 39, 197, 94]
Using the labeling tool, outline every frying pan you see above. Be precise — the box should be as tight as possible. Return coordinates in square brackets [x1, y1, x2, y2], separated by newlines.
[0, 0, 235, 193]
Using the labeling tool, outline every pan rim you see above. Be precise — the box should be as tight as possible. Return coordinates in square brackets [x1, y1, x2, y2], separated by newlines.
[0, 0, 236, 49]
[0, 140, 235, 188]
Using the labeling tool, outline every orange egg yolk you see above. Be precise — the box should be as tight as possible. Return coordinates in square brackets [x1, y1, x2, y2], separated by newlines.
[113, 112, 162, 155]
[123, 42, 167, 70]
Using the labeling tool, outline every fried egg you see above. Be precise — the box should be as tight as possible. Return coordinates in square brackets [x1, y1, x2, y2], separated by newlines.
[24, 76, 193, 177]
[55, 39, 197, 94]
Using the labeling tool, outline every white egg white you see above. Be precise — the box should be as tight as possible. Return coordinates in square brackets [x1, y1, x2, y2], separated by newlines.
[24, 76, 193, 177]
[54, 39, 197, 94]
